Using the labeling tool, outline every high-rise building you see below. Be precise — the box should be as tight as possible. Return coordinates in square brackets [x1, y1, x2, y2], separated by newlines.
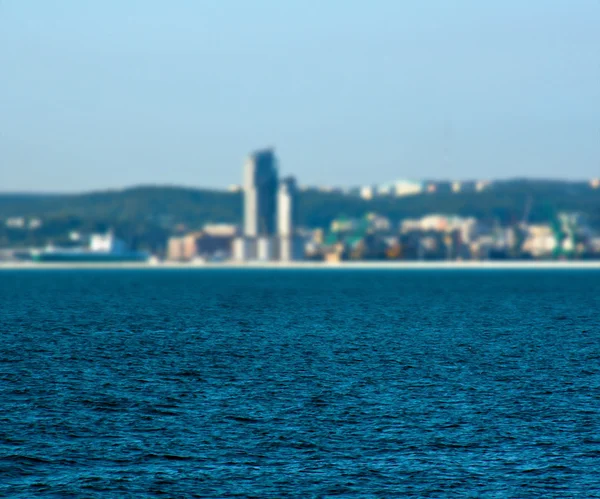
[243, 149, 278, 237]
[278, 176, 303, 261]
[234, 148, 304, 262]
[278, 176, 296, 237]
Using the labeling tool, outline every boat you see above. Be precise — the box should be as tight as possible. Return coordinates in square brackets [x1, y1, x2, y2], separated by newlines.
[31, 233, 149, 263]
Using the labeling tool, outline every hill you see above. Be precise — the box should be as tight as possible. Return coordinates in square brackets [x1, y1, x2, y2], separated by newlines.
[1, 180, 599, 251]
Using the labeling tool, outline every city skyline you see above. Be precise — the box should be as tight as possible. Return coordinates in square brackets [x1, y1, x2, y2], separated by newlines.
[1, 0, 599, 192]
[1, 153, 599, 262]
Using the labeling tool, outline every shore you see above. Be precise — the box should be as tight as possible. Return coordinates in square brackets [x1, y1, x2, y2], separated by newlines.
[2, 260, 600, 270]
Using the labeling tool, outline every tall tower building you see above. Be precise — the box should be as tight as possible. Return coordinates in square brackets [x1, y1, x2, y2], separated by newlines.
[278, 176, 297, 237]
[278, 176, 303, 261]
[243, 149, 278, 237]
[233, 149, 278, 261]
[233, 148, 304, 262]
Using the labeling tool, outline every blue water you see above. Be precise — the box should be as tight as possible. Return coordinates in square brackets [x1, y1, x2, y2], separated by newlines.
[1, 269, 600, 498]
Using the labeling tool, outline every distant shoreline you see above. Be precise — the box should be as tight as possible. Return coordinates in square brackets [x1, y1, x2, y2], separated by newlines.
[2, 261, 600, 270]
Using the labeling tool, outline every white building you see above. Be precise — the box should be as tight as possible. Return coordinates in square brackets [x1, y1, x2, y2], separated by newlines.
[522, 225, 557, 257]
[279, 237, 304, 261]
[400, 215, 479, 241]
[203, 223, 238, 237]
[6, 217, 25, 228]
[257, 237, 276, 261]
[360, 185, 376, 200]
[90, 233, 126, 252]
[278, 177, 296, 237]
[476, 180, 492, 192]
[28, 218, 42, 229]
[233, 237, 257, 261]
[377, 185, 393, 196]
[394, 180, 423, 197]
[278, 176, 302, 261]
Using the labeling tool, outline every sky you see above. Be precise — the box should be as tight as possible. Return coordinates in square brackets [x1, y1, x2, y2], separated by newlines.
[1, 0, 599, 192]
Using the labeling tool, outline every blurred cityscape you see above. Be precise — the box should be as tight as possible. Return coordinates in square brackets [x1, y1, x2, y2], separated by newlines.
[1, 149, 600, 264]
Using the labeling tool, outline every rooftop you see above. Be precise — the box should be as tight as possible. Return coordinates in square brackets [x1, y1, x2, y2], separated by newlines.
[249, 148, 275, 160]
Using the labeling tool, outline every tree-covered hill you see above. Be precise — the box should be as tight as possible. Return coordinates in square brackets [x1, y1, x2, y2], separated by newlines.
[1, 180, 598, 251]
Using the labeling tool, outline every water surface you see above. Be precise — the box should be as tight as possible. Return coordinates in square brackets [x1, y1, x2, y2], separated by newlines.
[1, 270, 600, 497]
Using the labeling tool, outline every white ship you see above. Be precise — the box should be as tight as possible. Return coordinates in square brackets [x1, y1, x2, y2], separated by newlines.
[31, 233, 149, 263]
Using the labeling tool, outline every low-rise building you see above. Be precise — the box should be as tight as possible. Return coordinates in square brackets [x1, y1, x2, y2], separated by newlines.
[476, 180, 492, 192]
[589, 237, 600, 254]
[167, 234, 199, 261]
[522, 225, 556, 257]
[168, 231, 235, 261]
[394, 180, 423, 197]
[232, 237, 257, 261]
[401, 215, 470, 233]
[323, 243, 346, 263]
[6, 217, 25, 229]
[331, 216, 359, 233]
[360, 185, 376, 200]
[451, 181, 476, 194]
[377, 185, 394, 196]
[28, 218, 42, 230]
[366, 213, 391, 232]
[202, 224, 239, 237]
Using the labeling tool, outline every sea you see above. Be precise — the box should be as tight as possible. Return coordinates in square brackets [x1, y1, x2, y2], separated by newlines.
[1, 269, 600, 498]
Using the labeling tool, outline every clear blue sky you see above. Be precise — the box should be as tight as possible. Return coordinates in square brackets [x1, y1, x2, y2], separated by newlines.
[1, 0, 598, 191]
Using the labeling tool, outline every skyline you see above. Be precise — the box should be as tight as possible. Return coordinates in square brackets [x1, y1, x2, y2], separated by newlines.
[1, 0, 599, 192]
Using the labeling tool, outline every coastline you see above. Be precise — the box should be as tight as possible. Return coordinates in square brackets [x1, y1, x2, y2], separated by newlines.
[1, 260, 600, 270]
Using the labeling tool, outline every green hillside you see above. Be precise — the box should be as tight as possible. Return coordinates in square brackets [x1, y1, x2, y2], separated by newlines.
[1, 180, 598, 252]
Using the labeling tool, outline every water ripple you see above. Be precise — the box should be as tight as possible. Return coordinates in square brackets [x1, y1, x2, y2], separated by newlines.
[1, 269, 600, 497]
